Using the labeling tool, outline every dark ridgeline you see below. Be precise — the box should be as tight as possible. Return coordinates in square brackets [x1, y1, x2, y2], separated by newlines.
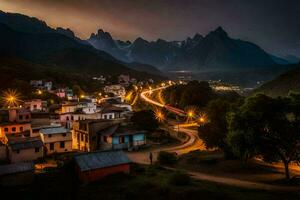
[88, 26, 281, 71]
[0, 10, 165, 80]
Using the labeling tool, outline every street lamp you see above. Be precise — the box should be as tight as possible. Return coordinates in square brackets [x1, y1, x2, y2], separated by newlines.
[155, 110, 165, 122]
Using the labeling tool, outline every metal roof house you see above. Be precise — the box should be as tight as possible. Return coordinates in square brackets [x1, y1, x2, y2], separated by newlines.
[99, 124, 147, 151]
[40, 126, 72, 155]
[74, 150, 131, 182]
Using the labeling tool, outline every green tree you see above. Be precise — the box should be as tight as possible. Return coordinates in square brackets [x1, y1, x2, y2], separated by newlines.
[198, 99, 234, 156]
[131, 110, 159, 132]
[228, 94, 300, 179]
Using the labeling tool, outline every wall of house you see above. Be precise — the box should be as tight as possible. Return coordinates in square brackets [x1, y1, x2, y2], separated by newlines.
[77, 163, 130, 183]
[44, 140, 72, 155]
[0, 123, 32, 139]
[0, 171, 34, 187]
[8, 147, 43, 163]
[0, 145, 7, 161]
[72, 130, 90, 151]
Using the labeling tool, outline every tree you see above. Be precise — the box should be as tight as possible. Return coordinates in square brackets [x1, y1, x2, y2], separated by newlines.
[131, 110, 159, 132]
[72, 85, 84, 97]
[198, 99, 234, 156]
[228, 94, 300, 179]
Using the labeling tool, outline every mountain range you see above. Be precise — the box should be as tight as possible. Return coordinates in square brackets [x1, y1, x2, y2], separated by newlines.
[0, 10, 300, 89]
[0, 10, 164, 79]
[87, 27, 299, 71]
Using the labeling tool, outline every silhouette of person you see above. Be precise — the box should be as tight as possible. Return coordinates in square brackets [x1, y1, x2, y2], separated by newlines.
[149, 152, 153, 165]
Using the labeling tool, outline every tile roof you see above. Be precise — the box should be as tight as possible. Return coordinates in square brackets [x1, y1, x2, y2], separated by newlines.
[75, 150, 131, 172]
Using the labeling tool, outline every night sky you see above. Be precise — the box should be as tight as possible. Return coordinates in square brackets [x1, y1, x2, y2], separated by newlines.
[1, 0, 300, 57]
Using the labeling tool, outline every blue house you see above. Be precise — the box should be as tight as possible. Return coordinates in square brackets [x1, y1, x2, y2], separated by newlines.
[99, 124, 146, 151]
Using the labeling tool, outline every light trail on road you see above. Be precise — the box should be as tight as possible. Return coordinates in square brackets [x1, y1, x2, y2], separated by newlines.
[140, 86, 167, 107]
[138, 83, 205, 155]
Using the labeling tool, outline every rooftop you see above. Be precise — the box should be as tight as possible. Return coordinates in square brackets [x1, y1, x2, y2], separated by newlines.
[8, 136, 43, 151]
[75, 150, 131, 172]
[0, 162, 34, 176]
[40, 126, 70, 135]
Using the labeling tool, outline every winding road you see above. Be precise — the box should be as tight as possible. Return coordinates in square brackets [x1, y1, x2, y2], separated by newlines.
[127, 84, 300, 192]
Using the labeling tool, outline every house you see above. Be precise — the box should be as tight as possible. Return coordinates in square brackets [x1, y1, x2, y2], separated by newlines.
[99, 124, 146, 151]
[44, 81, 53, 91]
[0, 162, 34, 186]
[118, 74, 130, 86]
[72, 119, 120, 151]
[39, 126, 72, 155]
[0, 141, 7, 161]
[100, 105, 129, 119]
[0, 108, 32, 142]
[24, 99, 47, 112]
[7, 136, 43, 163]
[74, 150, 130, 183]
[104, 85, 126, 98]
[30, 80, 52, 91]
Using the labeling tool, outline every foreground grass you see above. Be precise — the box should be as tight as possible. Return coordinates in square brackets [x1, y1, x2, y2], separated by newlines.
[1, 163, 299, 200]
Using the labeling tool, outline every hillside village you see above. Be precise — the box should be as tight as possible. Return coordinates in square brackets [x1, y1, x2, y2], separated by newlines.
[0, 74, 152, 184]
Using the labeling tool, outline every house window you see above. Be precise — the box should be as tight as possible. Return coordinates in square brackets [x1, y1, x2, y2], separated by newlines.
[103, 136, 108, 142]
[25, 115, 29, 119]
[60, 141, 65, 148]
[50, 143, 54, 150]
[81, 134, 84, 141]
[119, 136, 125, 144]
[12, 127, 16, 132]
[62, 133, 66, 137]
[109, 115, 113, 119]
[20, 127, 23, 132]
[35, 147, 40, 152]
[16, 149, 20, 154]
[48, 134, 52, 138]
[19, 115, 23, 120]
[34, 105, 37, 109]
[71, 116, 74, 121]
[66, 116, 69, 121]
[4, 128, 8, 132]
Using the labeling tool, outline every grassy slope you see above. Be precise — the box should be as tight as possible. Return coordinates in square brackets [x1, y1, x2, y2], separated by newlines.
[253, 64, 300, 97]
[1, 164, 299, 200]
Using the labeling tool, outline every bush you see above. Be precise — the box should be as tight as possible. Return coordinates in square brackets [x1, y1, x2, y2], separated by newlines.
[157, 151, 178, 165]
[169, 171, 191, 186]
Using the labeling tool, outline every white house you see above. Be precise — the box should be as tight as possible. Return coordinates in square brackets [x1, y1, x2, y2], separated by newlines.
[39, 126, 72, 155]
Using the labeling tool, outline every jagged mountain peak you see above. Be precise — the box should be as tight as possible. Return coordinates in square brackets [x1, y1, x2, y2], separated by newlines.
[207, 26, 228, 38]
[89, 29, 113, 40]
[193, 33, 204, 41]
[56, 27, 75, 38]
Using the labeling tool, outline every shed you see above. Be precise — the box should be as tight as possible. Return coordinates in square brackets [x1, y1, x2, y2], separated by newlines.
[0, 162, 34, 186]
[74, 150, 131, 182]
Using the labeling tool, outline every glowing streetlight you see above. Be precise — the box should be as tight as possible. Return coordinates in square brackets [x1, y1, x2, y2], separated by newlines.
[155, 110, 165, 122]
[187, 111, 194, 118]
[37, 90, 42, 95]
[2, 89, 21, 108]
[80, 95, 85, 98]
[199, 117, 205, 123]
